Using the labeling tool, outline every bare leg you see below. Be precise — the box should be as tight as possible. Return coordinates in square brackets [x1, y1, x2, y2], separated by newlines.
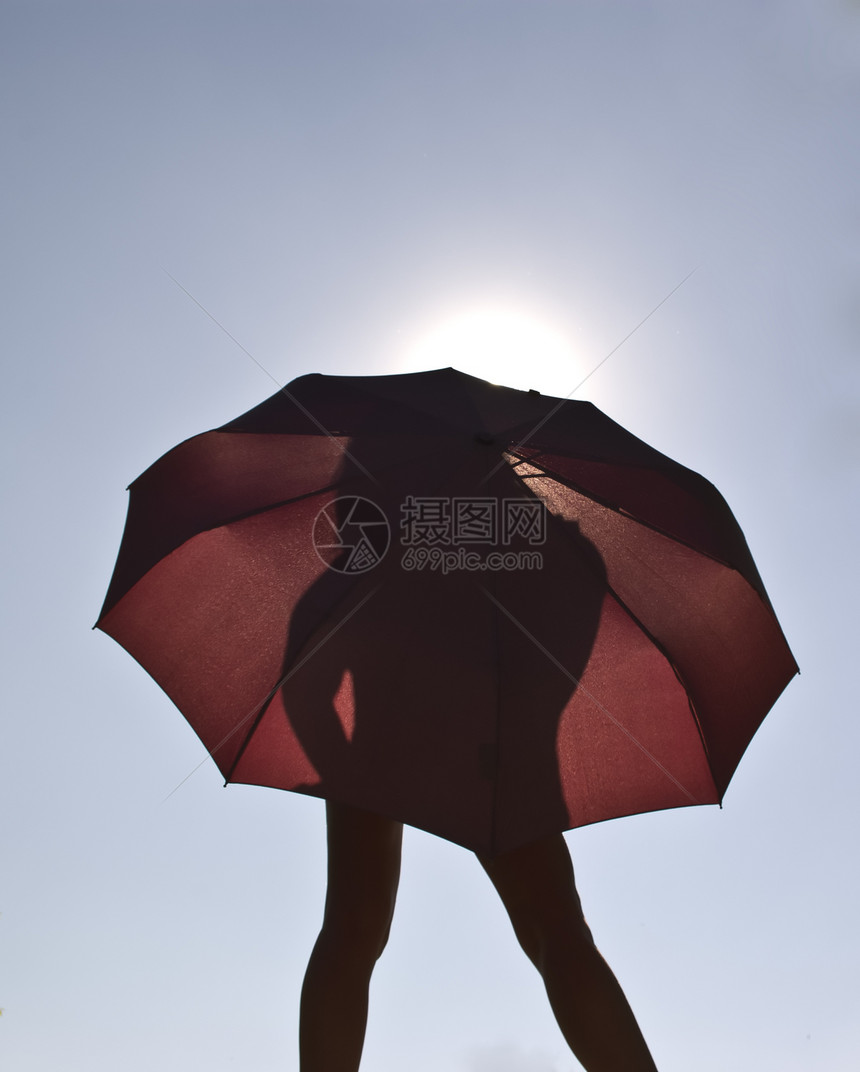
[299, 801, 403, 1072]
[478, 835, 658, 1072]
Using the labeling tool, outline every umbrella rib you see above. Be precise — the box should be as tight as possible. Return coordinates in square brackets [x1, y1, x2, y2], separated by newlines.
[161, 585, 380, 801]
[172, 477, 365, 538]
[596, 576, 716, 783]
[480, 586, 703, 806]
[485, 569, 504, 857]
[537, 470, 720, 793]
[179, 439, 473, 538]
[98, 481, 362, 622]
[507, 452, 741, 574]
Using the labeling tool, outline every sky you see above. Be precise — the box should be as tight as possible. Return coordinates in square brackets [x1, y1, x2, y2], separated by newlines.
[1, 1, 858, 1069]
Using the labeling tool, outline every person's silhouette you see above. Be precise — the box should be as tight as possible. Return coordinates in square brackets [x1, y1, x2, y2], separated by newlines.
[278, 432, 659, 1071]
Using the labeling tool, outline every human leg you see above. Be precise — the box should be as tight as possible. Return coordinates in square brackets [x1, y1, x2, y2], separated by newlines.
[300, 801, 403, 1072]
[478, 835, 658, 1072]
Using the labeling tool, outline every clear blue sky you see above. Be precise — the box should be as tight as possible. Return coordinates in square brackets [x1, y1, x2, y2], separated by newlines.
[2, 2, 858, 1070]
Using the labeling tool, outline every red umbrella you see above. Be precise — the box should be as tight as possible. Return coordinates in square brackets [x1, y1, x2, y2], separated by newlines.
[96, 367, 797, 855]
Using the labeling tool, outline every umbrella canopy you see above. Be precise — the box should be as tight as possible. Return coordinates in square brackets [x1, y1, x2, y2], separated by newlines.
[97, 367, 797, 855]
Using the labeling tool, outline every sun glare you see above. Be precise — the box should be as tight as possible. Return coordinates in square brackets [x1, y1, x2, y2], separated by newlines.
[402, 307, 582, 398]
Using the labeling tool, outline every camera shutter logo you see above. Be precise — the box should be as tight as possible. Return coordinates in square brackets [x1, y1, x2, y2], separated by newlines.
[313, 496, 391, 574]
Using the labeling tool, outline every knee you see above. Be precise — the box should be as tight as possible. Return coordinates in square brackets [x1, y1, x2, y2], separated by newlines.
[480, 835, 597, 970]
[320, 891, 396, 965]
[507, 896, 596, 970]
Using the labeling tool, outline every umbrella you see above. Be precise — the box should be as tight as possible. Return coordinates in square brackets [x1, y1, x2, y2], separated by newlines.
[96, 367, 797, 855]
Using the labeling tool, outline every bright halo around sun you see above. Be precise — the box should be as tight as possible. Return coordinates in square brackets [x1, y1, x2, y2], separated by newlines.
[403, 307, 581, 397]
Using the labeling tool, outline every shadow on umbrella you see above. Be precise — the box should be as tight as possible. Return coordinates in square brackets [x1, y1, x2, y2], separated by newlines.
[276, 474, 606, 856]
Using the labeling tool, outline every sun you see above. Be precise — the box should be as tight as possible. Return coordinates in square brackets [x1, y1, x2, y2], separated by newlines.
[401, 306, 582, 398]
